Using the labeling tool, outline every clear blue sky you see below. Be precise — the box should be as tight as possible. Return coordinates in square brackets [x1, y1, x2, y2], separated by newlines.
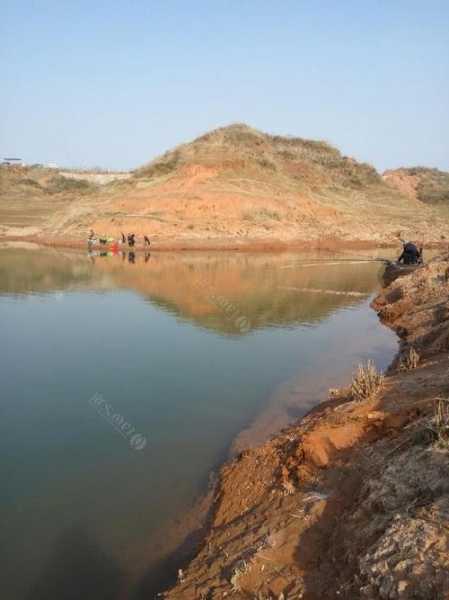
[1, 1, 448, 171]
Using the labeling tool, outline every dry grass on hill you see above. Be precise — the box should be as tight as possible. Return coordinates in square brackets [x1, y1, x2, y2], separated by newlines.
[135, 123, 381, 192]
[1, 124, 449, 245]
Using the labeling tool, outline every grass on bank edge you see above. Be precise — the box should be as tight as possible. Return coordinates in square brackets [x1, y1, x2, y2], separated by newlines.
[430, 397, 449, 451]
[351, 360, 385, 403]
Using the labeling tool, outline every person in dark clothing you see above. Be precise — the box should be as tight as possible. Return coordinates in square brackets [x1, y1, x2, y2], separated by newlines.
[121, 232, 126, 244]
[144, 235, 151, 247]
[127, 233, 136, 248]
[398, 242, 422, 265]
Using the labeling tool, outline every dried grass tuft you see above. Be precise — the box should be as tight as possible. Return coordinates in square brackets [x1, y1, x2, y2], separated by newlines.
[430, 397, 449, 450]
[351, 360, 385, 402]
[399, 346, 420, 371]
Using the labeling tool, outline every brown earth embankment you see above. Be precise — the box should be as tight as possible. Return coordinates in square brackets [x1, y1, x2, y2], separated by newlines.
[163, 255, 449, 599]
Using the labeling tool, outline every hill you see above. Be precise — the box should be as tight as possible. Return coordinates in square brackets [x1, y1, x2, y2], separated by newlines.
[1, 124, 448, 247]
[383, 166, 449, 207]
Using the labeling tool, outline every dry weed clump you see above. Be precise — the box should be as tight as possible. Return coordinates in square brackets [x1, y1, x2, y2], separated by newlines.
[328, 386, 350, 401]
[242, 208, 281, 222]
[230, 560, 251, 592]
[430, 397, 449, 450]
[46, 175, 94, 194]
[399, 346, 420, 371]
[351, 360, 385, 402]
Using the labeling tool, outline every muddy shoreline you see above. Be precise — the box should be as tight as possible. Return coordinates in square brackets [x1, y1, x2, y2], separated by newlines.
[161, 254, 449, 599]
[2, 234, 448, 254]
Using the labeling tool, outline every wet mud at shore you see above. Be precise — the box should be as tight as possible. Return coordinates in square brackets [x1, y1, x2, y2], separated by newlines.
[0, 247, 400, 600]
[0, 235, 400, 253]
[3, 234, 449, 256]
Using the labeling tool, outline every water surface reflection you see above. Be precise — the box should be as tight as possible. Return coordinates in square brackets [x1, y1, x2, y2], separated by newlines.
[0, 247, 396, 599]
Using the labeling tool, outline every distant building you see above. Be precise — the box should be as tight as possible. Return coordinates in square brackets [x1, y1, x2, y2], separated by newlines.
[46, 162, 58, 169]
[1, 157, 25, 166]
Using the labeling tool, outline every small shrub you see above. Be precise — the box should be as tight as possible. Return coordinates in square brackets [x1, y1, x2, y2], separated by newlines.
[263, 209, 280, 221]
[278, 149, 297, 160]
[242, 209, 280, 222]
[21, 178, 42, 188]
[257, 157, 277, 170]
[351, 360, 384, 402]
[399, 346, 420, 371]
[142, 159, 179, 178]
[136, 150, 181, 179]
[230, 560, 250, 592]
[46, 175, 93, 194]
[328, 387, 350, 401]
[431, 397, 449, 450]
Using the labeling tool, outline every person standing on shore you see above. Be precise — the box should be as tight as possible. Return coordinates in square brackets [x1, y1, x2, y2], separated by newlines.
[87, 229, 96, 250]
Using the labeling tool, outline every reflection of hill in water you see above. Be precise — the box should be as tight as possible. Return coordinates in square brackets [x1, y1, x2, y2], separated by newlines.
[0, 248, 383, 334]
[0, 248, 95, 295]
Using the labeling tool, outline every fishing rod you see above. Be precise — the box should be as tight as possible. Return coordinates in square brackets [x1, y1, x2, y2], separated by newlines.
[280, 257, 392, 269]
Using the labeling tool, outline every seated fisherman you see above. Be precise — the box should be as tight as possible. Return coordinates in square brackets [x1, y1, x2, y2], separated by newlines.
[398, 242, 421, 265]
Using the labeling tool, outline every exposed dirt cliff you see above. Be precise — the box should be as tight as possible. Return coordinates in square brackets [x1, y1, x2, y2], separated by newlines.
[163, 254, 449, 599]
[1, 125, 448, 247]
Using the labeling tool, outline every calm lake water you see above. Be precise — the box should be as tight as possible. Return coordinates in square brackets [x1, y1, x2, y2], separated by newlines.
[0, 246, 397, 599]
